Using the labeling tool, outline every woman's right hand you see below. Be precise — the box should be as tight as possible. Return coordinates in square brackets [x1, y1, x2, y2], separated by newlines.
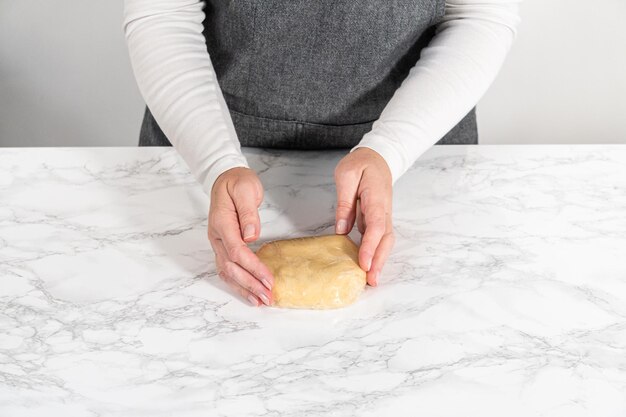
[208, 167, 274, 307]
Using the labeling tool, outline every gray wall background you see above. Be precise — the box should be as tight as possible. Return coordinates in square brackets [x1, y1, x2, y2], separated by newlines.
[1, 0, 625, 147]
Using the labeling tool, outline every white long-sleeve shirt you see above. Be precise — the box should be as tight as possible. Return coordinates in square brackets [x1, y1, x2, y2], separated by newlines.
[123, 0, 520, 193]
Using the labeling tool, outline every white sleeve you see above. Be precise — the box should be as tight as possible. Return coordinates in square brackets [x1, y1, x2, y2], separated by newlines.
[352, 0, 522, 184]
[122, 0, 249, 195]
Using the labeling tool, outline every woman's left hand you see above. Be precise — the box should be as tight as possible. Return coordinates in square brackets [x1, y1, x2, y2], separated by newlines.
[334, 147, 395, 286]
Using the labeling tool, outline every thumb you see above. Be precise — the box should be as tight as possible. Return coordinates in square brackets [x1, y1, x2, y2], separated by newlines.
[334, 169, 359, 235]
[229, 177, 263, 243]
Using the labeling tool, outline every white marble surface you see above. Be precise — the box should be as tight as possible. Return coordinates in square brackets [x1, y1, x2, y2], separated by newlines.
[1, 145, 626, 416]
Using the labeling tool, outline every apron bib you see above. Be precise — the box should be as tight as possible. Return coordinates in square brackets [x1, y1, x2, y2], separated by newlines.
[140, 0, 477, 148]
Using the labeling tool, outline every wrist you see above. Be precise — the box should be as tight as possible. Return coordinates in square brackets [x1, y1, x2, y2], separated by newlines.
[351, 140, 406, 185]
[204, 156, 250, 197]
[211, 166, 251, 195]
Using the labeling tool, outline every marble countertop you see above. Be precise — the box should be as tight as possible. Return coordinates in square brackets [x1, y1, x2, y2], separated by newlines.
[1, 145, 626, 416]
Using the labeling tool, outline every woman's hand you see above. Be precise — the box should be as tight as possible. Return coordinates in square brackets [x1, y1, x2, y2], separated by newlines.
[208, 167, 274, 307]
[334, 148, 395, 286]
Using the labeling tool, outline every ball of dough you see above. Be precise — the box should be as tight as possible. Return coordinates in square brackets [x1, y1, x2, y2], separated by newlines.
[256, 234, 366, 309]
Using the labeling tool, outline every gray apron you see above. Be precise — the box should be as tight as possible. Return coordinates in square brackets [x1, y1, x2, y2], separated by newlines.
[139, 0, 477, 149]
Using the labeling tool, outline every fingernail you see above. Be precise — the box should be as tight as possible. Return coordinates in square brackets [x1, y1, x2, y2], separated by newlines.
[375, 271, 380, 286]
[336, 219, 348, 234]
[243, 224, 255, 240]
[259, 293, 270, 306]
[247, 295, 258, 306]
[261, 278, 272, 290]
[365, 257, 372, 271]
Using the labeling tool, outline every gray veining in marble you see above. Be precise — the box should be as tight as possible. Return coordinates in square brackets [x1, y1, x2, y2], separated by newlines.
[1, 145, 626, 416]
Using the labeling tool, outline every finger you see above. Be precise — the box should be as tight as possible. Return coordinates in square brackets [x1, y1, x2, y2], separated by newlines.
[334, 168, 361, 234]
[223, 272, 261, 307]
[225, 260, 273, 306]
[367, 225, 395, 287]
[229, 180, 263, 243]
[218, 217, 274, 290]
[358, 188, 388, 272]
[210, 235, 260, 306]
[213, 237, 272, 306]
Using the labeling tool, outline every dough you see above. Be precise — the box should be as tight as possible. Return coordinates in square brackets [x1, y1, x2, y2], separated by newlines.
[256, 234, 366, 309]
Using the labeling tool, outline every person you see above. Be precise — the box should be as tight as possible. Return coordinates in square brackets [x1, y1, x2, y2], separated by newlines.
[123, 0, 520, 307]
